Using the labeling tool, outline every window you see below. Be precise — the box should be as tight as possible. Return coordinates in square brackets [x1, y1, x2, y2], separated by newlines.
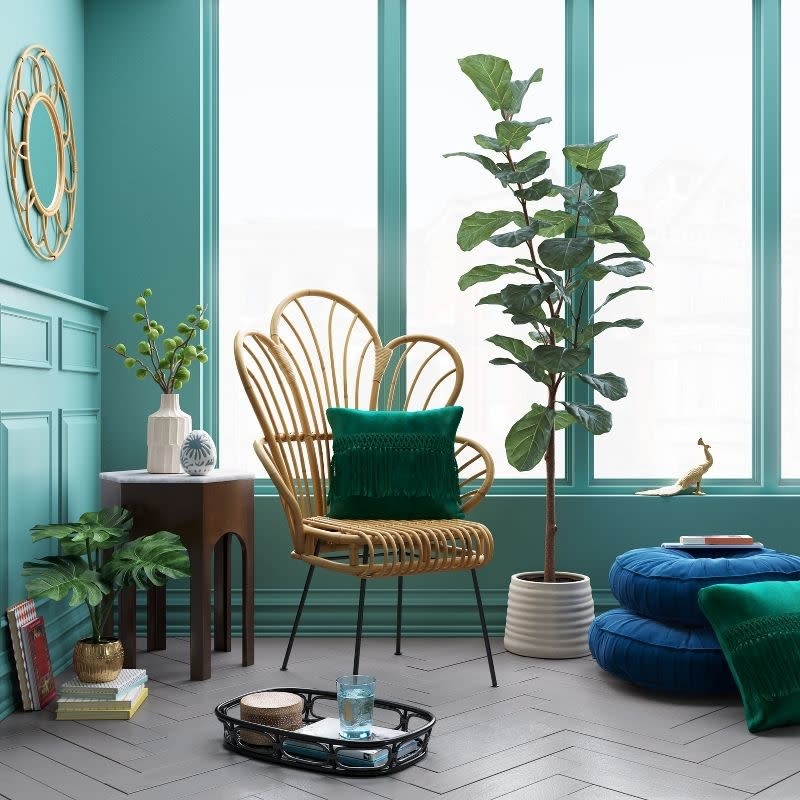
[593, 0, 752, 480]
[406, 0, 565, 478]
[218, 0, 377, 472]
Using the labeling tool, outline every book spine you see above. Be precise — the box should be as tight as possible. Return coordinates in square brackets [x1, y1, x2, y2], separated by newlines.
[6, 610, 33, 711]
[61, 677, 147, 699]
[680, 535, 753, 544]
[24, 619, 56, 708]
[19, 623, 40, 710]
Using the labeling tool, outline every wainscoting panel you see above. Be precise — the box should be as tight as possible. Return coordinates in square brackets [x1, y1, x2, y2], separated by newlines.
[60, 409, 101, 520]
[0, 306, 52, 369]
[59, 319, 100, 373]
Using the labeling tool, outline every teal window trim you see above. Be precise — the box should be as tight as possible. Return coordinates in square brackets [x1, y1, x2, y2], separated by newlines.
[211, 0, 790, 498]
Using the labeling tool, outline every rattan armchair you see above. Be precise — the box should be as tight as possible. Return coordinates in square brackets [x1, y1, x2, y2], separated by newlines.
[234, 290, 497, 686]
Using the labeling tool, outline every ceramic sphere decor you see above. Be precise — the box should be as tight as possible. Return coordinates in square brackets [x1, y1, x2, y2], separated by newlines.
[180, 430, 217, 475]
[504, 572, 595, 658]
[5, 44, 78, 260]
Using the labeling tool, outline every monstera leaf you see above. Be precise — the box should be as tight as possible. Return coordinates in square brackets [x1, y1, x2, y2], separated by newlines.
[30, 506, 132, 554]
[102, 531, 190, 590]
[23, 555, 109, 607]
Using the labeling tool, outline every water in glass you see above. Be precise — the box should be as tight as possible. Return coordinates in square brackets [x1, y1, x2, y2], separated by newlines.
[337, 675, 376, 740]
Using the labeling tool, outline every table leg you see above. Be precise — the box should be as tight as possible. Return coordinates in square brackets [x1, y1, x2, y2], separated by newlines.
[147, 586, 167, 651]
[119, 585, 137, 668]
[214, 534, 232, 652]
[242, 536, 254, 667]
[190, 542, 212, 680]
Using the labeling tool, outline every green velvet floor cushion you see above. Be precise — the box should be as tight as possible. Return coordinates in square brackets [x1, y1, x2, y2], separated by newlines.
[698, 581, 800, 733]
[325, 406, 464, 520]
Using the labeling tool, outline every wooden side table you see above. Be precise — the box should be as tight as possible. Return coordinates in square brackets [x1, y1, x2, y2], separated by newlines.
[100, 469, 255, 680]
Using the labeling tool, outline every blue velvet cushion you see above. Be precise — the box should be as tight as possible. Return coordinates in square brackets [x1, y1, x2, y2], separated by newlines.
[589, 608, 737, 695]
[609, 547, 800, 627]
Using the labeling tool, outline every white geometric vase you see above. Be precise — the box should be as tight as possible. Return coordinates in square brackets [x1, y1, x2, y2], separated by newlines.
[146, 394, 191, 474]
[503, 571, 595, 659]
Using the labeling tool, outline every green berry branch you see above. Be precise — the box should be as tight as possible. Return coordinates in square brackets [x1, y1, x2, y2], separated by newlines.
[107, 288, 211, 394]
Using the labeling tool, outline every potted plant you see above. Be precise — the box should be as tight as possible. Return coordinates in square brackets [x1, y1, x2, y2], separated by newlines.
[449, 54, 650, 658]
[108, 288, 211, 473]
[22, 507, 190, 681]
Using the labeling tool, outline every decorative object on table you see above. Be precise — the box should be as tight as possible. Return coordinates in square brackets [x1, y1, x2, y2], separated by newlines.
[106, 288, 210, 473]
[239, 691, 304, 745]
[216, 687, 435, 776]
[180, 429, 217, 475]
[5, 45, 78, 260]
[636, 437, 713, 496]
[336, 674, 376, 740]
[55, 684, 149, 720]
[100, 470, 254, 680]
[448, 54, 651, 659]
[588, 546, 800, 694]
[699, 580, 800, 733]
[326, 407, 464, 520]
[6, 599, 38, 710]
[235, 290, 497, 686]
[21, 507, 190, 682]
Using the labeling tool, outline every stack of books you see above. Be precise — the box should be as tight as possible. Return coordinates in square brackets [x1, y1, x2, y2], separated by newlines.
[6, 599, 56, 711]
[662, 534, 763, 550]
[55, 669, 149, 720]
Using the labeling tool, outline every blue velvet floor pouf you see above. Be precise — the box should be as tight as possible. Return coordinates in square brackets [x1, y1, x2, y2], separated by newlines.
[609, 547, 800, 627]
[589, 609, 737, 695]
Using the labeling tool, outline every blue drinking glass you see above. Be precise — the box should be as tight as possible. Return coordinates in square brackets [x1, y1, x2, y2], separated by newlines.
[336, 674, 376, 739]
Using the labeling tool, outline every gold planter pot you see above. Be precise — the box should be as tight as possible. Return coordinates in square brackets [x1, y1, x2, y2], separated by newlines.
[73, 638, 124, 683]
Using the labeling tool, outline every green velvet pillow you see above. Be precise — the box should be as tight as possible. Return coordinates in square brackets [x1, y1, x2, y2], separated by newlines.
[698, 581, 800, 732]
[325, 406, 464, 520]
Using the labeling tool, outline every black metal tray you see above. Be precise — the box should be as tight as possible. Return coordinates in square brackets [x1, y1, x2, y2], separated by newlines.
[215, 687, 435, 776]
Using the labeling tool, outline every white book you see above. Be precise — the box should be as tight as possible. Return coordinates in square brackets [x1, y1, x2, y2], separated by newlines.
[60, 668, 147, 698]
[662, 542, 763, 550]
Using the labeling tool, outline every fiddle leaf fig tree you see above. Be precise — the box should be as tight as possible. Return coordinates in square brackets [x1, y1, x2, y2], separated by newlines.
[448, 54, 651, 583]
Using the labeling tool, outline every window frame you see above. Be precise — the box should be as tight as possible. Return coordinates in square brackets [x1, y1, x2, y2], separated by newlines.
[208, 0, 788, 497]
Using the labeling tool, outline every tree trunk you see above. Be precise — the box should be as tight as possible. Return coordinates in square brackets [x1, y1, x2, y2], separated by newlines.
[543, 387, 557, 583]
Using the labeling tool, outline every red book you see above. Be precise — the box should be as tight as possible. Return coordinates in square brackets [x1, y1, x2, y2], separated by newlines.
[21, 618, 56, 709]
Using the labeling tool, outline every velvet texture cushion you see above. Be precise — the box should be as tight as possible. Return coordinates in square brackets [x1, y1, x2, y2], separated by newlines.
[589, 608, 737, 695]
[325, 406, 464, 520]
[609, 547, 800, 627]
[698, 581, 800, 732]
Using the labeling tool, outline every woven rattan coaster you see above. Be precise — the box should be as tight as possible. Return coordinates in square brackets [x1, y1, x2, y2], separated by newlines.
[239, 691, 304, 745]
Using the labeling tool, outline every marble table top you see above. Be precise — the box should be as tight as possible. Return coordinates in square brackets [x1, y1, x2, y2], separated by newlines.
[99, 469, 254, 484]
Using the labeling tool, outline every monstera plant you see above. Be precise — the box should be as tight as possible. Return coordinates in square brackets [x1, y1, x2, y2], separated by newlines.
[448, 54, 651, 657]
[22, 507, 190, 680]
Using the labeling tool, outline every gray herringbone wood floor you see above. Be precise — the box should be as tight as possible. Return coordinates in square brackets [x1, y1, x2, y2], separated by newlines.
[0, 638, 799, 800]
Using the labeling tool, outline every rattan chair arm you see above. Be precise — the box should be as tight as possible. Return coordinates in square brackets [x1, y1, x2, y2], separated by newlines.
[456, 435, 495, 513]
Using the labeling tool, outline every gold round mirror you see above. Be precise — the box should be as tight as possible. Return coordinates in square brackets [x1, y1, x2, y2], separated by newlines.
[5, 45, 77, 260]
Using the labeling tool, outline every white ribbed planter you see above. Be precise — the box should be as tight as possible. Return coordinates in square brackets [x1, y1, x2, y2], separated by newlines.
[504, 571, 595, 658]
[146, 394, 191, 473]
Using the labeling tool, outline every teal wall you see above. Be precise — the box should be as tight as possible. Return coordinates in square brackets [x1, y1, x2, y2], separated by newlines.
[1, 0, 102, 721]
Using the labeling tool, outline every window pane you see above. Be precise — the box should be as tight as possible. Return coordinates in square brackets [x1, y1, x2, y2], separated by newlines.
[593, 0, 751, 479]
[406, 0, 566, 478]
[782, 1, 800, 477]
[218, 0, 377, 472]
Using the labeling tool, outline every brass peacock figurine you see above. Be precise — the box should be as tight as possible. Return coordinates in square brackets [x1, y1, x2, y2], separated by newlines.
[636, 438, 713, 497]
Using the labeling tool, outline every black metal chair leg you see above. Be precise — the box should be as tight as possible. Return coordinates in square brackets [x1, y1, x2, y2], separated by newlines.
[394, 576, 403, 655]
[281, 542, 320, 671]
[471, 568, 498, 687]
[353, 546, 368, 674]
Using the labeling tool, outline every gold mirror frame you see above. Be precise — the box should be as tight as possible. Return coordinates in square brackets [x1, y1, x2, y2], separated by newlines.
[5, 45, 77, 261]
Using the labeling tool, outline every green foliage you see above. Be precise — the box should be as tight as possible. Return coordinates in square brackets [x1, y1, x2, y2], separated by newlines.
[106, 288, 212, 394]
[449, 52, 651, 505]
[23, 507, 190, 643]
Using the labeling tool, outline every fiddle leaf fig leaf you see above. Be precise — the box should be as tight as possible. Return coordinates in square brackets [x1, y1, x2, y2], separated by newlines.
[554, 409, 577, 430]
[507, 68, 543, 115]
[443, 152, 501, 176]
[563, 401, 613, 434]
[458, 54, 513, 111]
[538, 237, 594, 270]
[593, 285, 652, 315]
[608, 215, 645, 241]
[496, 118, 551, 151]
[578, 164, 626, 190]
[532, 345, 590, 373]
[582, 260, 646, 280]
[476, 291, 505, 306]
[578, 191, 619, 224]
[500, 283, 555, 316]
[540, 317, 572, 343]
[563, 134, 618, 170]
[514, 179, 553, 201]
[458, 264, 531, 290]
[577, 372, 628, 401]
[577, 318, 644, 345]
[495, 156, 549, 187]
[489, 223, 540, 247]
[487, 334, 536, 362]
[534, 210, 576, 238]
[506, 404, 555, 471]
[474, 134, 504, 152]
[457, 210, 524, 251]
